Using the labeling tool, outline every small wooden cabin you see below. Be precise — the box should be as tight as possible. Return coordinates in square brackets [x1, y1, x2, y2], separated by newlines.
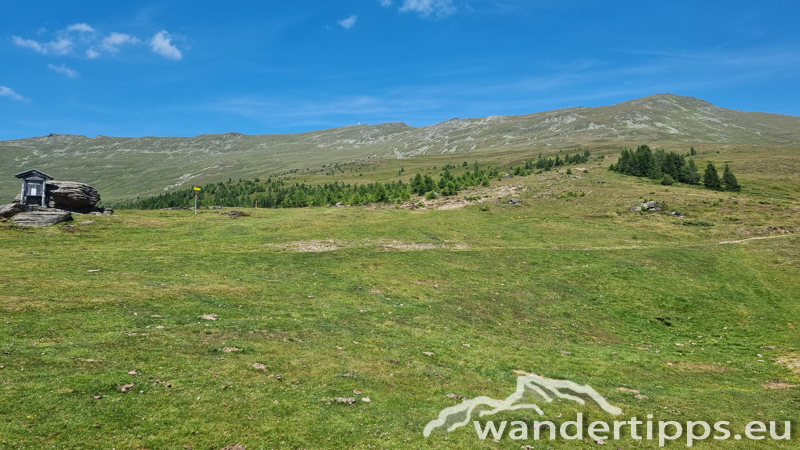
[15, 169, 53, 207]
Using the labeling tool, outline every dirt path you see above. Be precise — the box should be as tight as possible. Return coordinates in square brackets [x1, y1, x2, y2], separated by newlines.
[718, 234, 796, 244]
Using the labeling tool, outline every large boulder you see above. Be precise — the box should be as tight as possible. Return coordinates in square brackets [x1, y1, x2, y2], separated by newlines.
[46, 181, 100, 209]
[0, 203, 23, 218]
[12, 210, 72, 227]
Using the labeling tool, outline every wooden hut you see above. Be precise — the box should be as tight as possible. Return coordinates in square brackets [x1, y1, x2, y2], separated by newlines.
[14, 169, 53, 207]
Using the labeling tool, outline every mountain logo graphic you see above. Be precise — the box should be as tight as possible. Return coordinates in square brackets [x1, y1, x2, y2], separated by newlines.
[423, 373, 623, 437]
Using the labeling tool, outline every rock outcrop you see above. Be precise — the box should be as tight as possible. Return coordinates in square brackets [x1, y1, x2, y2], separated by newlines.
[45, 181, 101, 209]
[0, 203, 23, 218]
[12, 211, 73, 227]
[630, 201, 664, 212]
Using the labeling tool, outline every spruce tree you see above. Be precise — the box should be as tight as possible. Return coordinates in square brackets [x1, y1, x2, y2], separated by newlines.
[703, 162, 722, 190]
[722, 164, 741, 191]
[690, 146, 697, 156]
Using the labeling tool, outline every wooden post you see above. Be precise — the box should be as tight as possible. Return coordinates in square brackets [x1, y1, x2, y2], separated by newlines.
[20, 180, 26, 205]
[194, 191, 198, 215]
[41, 181, 46, 207]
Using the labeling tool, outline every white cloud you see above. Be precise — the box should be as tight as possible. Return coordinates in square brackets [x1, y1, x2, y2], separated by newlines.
[0, 85, 28, 102]
[101, 32, 140, 52]
[14, 24, 189, 61]
[13, 35, 73, 55]
[339, 15, 358, 29]
[48, 63, 79, 78]
[48, 38, 74, 54]
[66, 23, 94, 33]
[150, 30, 182, 60]
[12, 36, 44, 53]
[399, 0, 456, 17]
[380, 0, 392, 6]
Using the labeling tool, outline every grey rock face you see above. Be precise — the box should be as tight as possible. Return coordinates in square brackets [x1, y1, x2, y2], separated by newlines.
[0, 203, 23, 218]
[630, 201, 664, 212]
[12, 211, 72, 227]
[45, 181, 101, 209]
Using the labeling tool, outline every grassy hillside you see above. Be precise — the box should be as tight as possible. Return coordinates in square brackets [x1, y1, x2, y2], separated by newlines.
[0, 143, 798, 448]
[1, 94, 799, 202]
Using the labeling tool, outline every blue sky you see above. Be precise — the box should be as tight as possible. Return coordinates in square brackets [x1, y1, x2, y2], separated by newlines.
[1, 0, 798, 140]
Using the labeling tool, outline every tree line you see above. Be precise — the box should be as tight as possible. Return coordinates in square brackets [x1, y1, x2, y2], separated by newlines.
[115, 162, 500, 209]
[609, 145, 740, 191]
[115, 151, 598, 210]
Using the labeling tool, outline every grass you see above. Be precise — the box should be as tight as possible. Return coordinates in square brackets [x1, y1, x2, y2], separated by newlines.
[0, 146, 799, 449]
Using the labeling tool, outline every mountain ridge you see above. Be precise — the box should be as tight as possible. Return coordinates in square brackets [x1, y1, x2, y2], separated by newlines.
[2, 93, 798, 201]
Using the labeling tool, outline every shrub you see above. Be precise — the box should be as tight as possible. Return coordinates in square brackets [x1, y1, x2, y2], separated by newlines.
[661, 174, 675, 185]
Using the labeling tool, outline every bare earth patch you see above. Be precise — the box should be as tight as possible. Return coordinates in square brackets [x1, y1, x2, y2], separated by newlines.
[398, 183, 523, 211]
[265, 238, 468, 253]
[776, 355, 800, 373]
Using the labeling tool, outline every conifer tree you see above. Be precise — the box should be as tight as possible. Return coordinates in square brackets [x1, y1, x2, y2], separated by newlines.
[681, 159, 701, 185]
[703, 162, 722, 190]
[722, 164, 741, 191]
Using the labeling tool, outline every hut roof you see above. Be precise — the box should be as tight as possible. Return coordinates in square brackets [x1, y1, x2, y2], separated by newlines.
[14, 169, 53, 180]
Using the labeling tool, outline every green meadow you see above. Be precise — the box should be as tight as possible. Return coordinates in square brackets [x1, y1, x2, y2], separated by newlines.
[0, 144, 798, 449]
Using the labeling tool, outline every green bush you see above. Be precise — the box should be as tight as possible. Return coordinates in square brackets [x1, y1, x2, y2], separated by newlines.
[661, 174, 675, 185]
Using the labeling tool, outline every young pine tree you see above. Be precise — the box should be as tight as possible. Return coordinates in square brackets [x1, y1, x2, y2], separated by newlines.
[722, 164, 741, 191]
[703, 162, 722, 190]
[681, 159, 701, 185]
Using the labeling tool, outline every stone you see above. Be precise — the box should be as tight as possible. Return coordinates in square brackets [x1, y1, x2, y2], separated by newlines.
[630, 201, 664, 212]
[208, 206, 224, 210]
[502, 173, 511, 178]
[225, 210, 250, 217]
[103, 208, 114, 215]
[0, 203, 23, 218]
[46, 181, 100, 209]
[12, 211, 72, 227]
[508, 198, 520, 204]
